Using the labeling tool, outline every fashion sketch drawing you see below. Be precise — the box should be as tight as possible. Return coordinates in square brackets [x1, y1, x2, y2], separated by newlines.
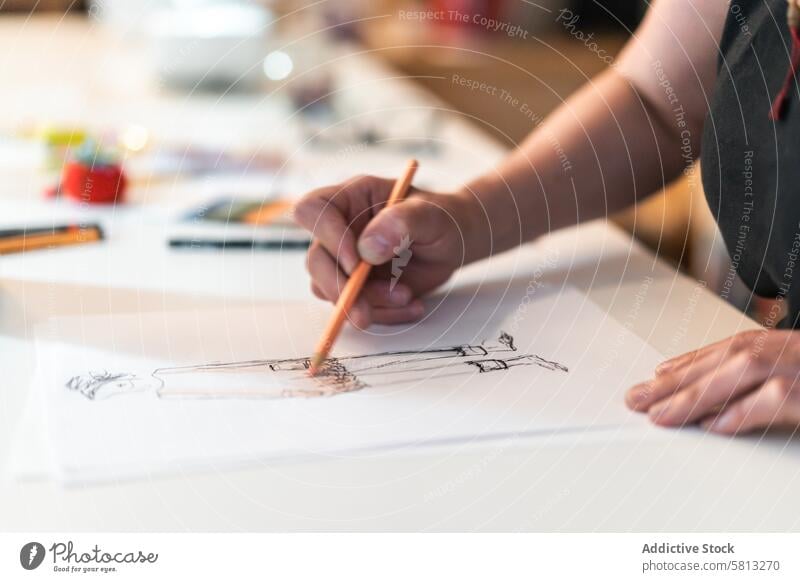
[65, 331, 568, 401]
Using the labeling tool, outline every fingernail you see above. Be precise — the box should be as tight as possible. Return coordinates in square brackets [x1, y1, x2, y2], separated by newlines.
[655, 361, 674, 375]
[350, 306, 370, 330]
[358, 234, 391, 264]
[628, 383, 650, 402]
[626, 390, 644, 408]
[410, 300, 425, 317]
[388, 285, 411, 306]
[648, 400, 670, 424]
[707, 411, 735, 433]
[626, 383, 653, 409]
[341, 252, 358, 275]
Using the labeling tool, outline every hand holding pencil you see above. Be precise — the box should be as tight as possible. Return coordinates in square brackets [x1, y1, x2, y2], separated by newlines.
[294, 160, 477, 371]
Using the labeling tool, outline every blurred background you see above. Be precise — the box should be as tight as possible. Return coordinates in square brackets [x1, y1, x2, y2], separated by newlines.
[0, 0, 758, 320]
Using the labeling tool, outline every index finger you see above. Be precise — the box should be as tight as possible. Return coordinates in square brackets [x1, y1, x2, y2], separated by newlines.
[294, 184, 361, 274]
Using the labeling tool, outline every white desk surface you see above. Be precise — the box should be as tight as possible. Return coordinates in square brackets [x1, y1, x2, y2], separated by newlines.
[1, 16, 798, 532]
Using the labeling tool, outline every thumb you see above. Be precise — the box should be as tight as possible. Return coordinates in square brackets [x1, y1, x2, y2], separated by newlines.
[356, 197, 447, 265]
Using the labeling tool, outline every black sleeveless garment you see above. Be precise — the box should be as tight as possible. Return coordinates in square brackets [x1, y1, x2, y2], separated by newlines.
[701, 0, 800, 328]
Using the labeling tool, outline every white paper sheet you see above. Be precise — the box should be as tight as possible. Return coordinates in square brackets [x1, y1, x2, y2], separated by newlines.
[32, 285, 664, 484]
[3, 380, 52, 481]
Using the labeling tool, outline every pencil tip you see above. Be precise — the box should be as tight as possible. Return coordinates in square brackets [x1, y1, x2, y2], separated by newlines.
[308, 353, 324, 376]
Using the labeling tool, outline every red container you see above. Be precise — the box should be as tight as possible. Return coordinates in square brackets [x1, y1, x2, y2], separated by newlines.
[61, 160, 126, 205]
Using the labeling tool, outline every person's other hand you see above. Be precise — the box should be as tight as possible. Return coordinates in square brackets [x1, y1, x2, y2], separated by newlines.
[294, 175, 478, 328]
[626, 329, 800, 434]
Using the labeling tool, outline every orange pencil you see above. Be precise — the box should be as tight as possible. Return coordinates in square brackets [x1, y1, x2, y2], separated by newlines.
[0, 225, 103, 255]
[308, 159, 419, 376]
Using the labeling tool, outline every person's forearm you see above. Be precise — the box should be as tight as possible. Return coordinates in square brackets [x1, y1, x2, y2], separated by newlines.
[457, 67, 695, 262]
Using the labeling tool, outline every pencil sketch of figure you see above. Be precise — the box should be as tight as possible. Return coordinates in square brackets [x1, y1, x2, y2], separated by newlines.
[66, 371, 150, 400]
[65, 331, 568, 401]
